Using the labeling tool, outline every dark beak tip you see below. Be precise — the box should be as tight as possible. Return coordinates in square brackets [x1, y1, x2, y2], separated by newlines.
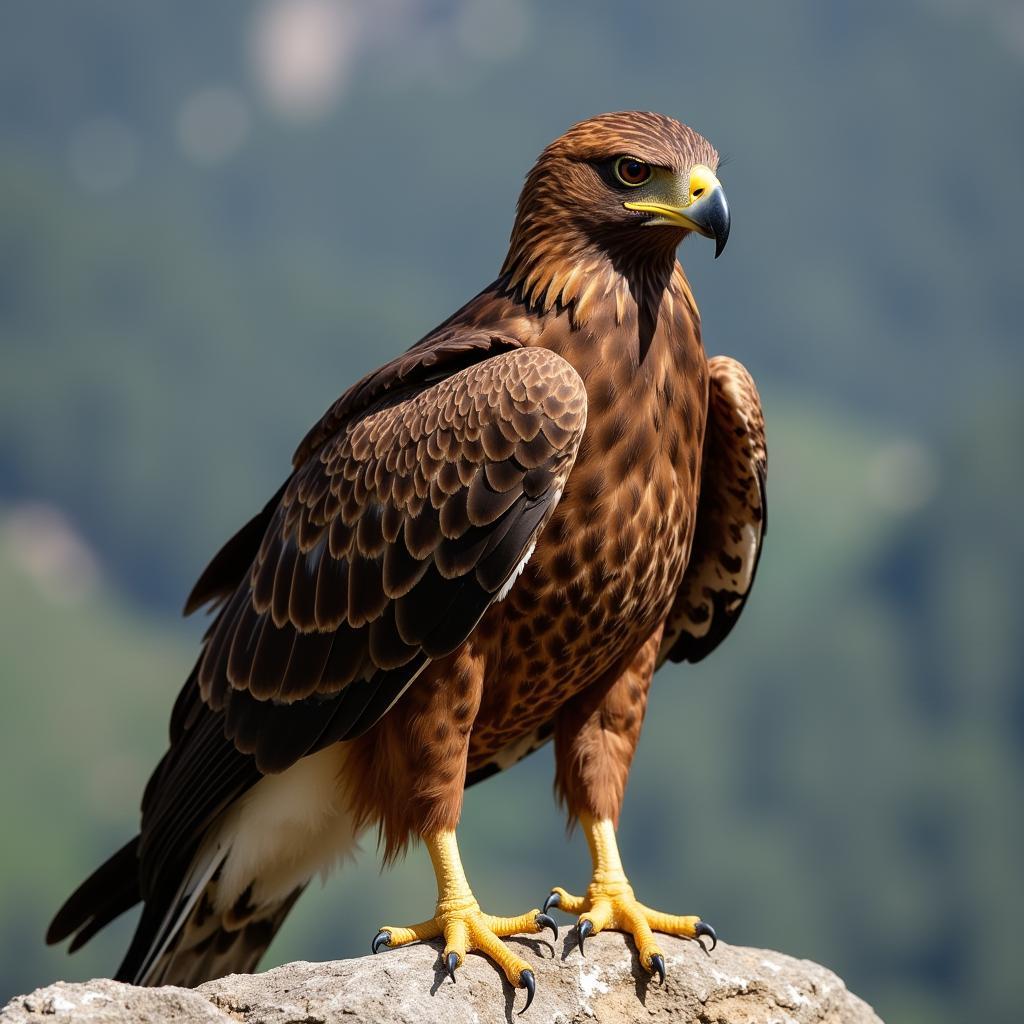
[711, 194, 730, 259]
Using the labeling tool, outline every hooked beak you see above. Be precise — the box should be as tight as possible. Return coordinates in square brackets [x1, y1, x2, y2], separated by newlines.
[624, 164, 731, 258]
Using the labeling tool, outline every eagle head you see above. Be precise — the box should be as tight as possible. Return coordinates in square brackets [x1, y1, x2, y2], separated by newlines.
[509, 111, 730, 270]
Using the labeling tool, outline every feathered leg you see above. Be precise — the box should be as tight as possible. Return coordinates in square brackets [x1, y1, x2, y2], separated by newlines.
[353, 644, 554, 1012]
[546, 628, 717, 981]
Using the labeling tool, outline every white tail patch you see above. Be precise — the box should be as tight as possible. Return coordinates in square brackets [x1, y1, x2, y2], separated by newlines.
[136, 744, 360, 984]
[213, 744, 361, 913]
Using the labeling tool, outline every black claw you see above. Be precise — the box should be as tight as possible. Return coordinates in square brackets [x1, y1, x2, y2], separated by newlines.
[576, 918, 594, 956]
[695, 920, 718, 953]
[650, 953, 666, 984]
[535, 912, 559, 942]
[518, 969, 536, 1014]
[542, 891, 561, 915]
[445, 951, 459, 983]
[371, 929, 391, 955]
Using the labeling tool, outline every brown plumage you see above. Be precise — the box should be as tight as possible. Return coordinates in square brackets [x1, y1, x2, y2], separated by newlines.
[48, 111, 767, 1000]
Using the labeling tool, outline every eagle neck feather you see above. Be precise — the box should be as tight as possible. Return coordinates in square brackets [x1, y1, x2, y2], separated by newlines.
[501, 215, 684, 335]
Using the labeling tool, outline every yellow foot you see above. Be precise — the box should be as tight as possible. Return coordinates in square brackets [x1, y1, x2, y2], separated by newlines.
[544, 814, 716, 983]
[372, 898, 556, 1012]
[543, 884, 715, 981]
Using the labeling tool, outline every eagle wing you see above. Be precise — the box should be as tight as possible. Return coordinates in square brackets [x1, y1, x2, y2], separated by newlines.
[659, 355, 766, 666]
[194, 340, 587, 774]
[85, 335, 587, 979]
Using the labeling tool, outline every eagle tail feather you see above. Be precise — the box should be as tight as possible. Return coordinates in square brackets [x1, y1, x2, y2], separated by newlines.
[127, 745, 357, 986]
[133, 870, 303, 988]
[46, 836, 141, 951]
[127, 838, 229, 985]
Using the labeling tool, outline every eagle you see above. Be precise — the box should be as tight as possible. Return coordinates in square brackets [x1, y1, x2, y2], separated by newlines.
[48, 111, 766, 1013]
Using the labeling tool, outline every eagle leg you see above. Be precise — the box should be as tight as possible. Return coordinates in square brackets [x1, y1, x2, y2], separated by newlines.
[373, 828, 553, 1012]
[544, 813, 716, 980]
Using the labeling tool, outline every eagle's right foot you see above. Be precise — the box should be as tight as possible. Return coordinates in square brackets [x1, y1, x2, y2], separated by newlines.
[372, 829, 554, 1013]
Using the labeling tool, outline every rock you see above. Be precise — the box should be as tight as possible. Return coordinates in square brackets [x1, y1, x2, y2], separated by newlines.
[2, 934, 882, 1023]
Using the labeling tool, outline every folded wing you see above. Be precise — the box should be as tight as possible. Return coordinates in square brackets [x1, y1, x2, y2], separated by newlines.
[659, 355, 766, 666]
[49, 336, 587, 979]
[196, 344, 588, 773]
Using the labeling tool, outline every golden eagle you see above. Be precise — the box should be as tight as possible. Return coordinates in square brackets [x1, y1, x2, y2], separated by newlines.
[49, 112, 766, 1013]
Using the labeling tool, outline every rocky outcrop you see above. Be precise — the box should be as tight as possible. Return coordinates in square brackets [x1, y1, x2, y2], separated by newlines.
[2, 933, 882, 1023]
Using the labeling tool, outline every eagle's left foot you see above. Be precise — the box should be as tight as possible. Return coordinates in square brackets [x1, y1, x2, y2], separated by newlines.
[372, 828, 554, 1013]
[544, 886, 715, 978]
[544, 814, 717, 981]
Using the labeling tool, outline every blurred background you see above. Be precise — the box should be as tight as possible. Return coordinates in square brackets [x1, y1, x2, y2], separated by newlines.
[1, 1, 1021, 1021]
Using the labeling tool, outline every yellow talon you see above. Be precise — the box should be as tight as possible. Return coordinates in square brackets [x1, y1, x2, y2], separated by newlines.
[547, 813, 717, 978]
[374, 829, 549, 994]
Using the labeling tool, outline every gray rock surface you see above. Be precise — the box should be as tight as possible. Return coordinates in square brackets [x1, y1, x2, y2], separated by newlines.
[2, 933, 882, 1023]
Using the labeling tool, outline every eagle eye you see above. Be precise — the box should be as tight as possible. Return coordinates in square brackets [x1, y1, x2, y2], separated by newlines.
[613, 156, 652, 187]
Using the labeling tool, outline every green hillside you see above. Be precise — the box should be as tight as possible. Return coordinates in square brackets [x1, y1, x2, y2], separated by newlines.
[1, 3, 1022, 1022]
